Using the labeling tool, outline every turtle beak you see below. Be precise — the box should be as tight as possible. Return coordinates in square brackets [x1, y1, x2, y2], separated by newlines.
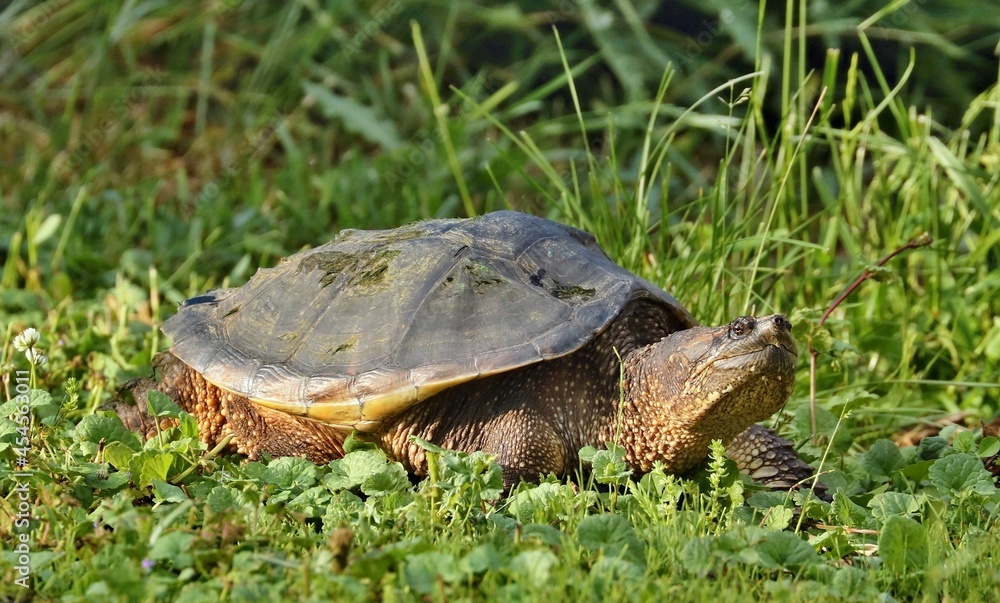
[749, 315, 797, 375]
[762, 314, 797, 359]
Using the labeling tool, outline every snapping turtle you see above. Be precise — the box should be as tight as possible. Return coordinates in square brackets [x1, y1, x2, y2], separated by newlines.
[121, 211, 815, 490]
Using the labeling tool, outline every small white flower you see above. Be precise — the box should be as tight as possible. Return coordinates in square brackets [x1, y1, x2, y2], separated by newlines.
[13, 328, 40, 352]
[25, 348, 48, 367]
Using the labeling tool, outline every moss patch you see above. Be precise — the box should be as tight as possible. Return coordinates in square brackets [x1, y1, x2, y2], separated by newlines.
[550, 280, 596, 300]
[327, 335, 360, 356]
[298, 247, 401, 288]
[465, 260, 504, 291]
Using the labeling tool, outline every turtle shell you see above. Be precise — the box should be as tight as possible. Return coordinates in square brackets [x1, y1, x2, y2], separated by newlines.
[162, 211, 695, 430]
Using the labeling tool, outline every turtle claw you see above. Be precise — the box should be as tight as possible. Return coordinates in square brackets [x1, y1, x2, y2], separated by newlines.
[728, 424, 828, 500]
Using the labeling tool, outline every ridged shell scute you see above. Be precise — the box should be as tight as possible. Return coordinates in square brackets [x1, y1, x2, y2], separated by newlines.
[162, 211, 695, 429]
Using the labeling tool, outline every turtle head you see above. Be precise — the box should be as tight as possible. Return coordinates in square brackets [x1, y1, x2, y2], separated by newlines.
[622, 314, 798, 472]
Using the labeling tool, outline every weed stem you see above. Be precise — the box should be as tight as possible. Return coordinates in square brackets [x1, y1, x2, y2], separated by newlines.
[808, 233, 933, 435]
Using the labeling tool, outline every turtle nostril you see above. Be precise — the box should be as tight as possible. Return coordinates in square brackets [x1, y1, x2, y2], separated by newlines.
[773, 315, 792, 332]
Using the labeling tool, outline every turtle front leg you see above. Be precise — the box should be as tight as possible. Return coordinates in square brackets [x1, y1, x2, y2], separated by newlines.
[726, 424, 820, 492]
[480, 416, 570, 492]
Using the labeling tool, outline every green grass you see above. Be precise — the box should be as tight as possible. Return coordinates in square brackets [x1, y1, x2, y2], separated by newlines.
[2, 1, 1000, 601]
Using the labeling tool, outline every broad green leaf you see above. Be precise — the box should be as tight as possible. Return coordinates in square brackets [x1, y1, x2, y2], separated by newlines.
[207, 486, 240, 514]
[0, 420, 14, 452]
[680, 535, 718, 576]
[578, 445, 599, 462]
[103, 441, 138, 470]
[979, 437, 999, 458]
[438, 449, 502, 492]
[868, 492, 919, 521]
[632, 466, 682, 503]
[133, 452, 174, 489]
[349, 540, 431, 582]
[459, 544, 504, 574]
[746, 491, 790, 510]
[28, 389, 56, 411]
[792, 487, 829, 519]
[148, 531, 195, 568]
[929, 453, 997, 495]
[831, 566, 877, 598]
[508, 482, 575, 523]
[590, 448, 632, 485]
[0, 399, 19, 416]
[262, 456, 319, 490]
[798, 319, 833, 355]
[917, 435, 948, 459]
[682, 527, 816, 574]
[939, 424, 960, 441]
[403, 552, 461, 595]
[861, 439, 904, 479]
[147, 390, 184, 419]
[521, 523, 565, 549]
[831, 491, 873, 528]
[878, 515, 928, 574]
[790, 404, 852, 454]
[322, 491, 366, 527]
[325, 449, 391, 491]
[745, 530, 821, 570]
[177, 413, 200, 439]
[242, 461, 267, 481]
[899, 459, 934, 482]
[576, 513, 645, 566]
[764, 505, 794, 530]
[288, 486, 332, 517]
[359, 462, 411, 497]
[809, 529, 856, 559]
[151, 479, 188, 504]
[75, 415, 142, 452]
[591, 556, 644, 582]
[506, 549, 557, 583]
[952, 429, 977, 454]
[86, 471, 130, 491]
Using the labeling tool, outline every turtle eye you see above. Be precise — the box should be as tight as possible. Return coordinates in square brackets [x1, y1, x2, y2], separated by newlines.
[728, 316, 757, 339]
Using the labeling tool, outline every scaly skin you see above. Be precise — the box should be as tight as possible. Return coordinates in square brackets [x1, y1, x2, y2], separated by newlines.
[376, 314, 802, 488]
[116, 313, 814, 491]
